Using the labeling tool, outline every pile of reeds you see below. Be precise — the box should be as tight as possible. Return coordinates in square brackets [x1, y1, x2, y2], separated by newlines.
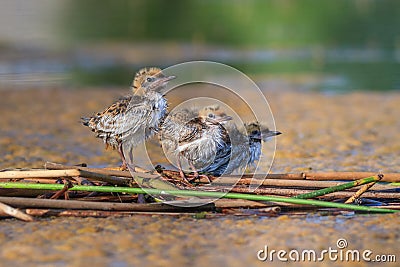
[0, 162, 399, 221]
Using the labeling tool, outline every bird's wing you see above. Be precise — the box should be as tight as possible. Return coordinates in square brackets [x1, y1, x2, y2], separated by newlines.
[92, 95, 151, 136]
[177, 118, 203, 144]
[160, 109, 196, 141]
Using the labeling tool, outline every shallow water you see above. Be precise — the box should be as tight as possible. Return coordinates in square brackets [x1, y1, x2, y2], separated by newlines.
[0, 87, 399, 266]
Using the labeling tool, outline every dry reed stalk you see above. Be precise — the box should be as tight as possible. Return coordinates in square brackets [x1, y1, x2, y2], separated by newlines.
[0, 169, 81, 179]
[304, 172, 399, 182]
[25, 209, 134, 217]
[228, 186, 400, 199]
[213, 177, 394, 190]
[103, 165, 151, 173]
[45, 162, 158, 179]
[72, 195, 137, 202]
[159, 198, 272, 209]
[239, 173, 305, 179]
[0, 168, 131, 186]
[0, 188, 52, 197]
[0, 196, 215, 212]
[345, 175, 383, 203]
[45, 162, 131, 177]
[44, 162, 400, 182]
[12, 178, 62, 184]
[221, 206, 281, 215]
[0, 202, 33, 221]
[49, 180, 72, 200]
[45, 162, 180, 190]
[24, 209, 203, 218]
[213, 199, 272, 208]
[225, 172, 400, 182]
[1, 183, 396, 213]
[24, 207, 280, 218]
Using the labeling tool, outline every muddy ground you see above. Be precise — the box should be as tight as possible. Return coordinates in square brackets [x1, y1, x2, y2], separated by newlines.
[0, 86, 399, 266]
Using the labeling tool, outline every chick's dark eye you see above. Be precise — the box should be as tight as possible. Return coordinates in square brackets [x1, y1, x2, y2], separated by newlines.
[251, 130, 259, 135]
[208, 113, 215, 118]
[146, 77, 154, 82]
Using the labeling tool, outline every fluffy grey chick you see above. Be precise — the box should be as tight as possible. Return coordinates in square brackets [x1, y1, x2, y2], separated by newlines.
[159, 105, 231, 182]
[211, 122, 281, 176]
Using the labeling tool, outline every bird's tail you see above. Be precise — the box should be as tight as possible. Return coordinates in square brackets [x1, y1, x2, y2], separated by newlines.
[81, 117, 91, 126]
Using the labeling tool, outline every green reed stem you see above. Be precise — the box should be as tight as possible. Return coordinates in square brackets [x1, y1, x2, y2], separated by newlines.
[293, 175, 382, 199]
[0, 182, 396, 213]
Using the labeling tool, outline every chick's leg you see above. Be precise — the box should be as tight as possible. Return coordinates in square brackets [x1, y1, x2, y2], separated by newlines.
[177, 153, 189, 183]
[118, 143, 128, 171]
[189, 161, 211, 183]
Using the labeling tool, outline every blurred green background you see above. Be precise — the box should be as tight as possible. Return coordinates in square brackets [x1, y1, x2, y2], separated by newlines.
[64, 0, 399, 48]
[1, 0, 399, 91]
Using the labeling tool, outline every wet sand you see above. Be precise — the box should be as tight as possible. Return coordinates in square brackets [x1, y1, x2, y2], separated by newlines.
[0, 213, 399, 267]
[2, 87, 399, 172]
[0, 87, 399, 266]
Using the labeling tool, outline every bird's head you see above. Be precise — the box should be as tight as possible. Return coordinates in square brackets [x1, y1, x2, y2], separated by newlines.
[245, 122, 262, 140]
[246, 122, 282, 141]
[198, 105, 231, 125]
[131, 67, 176, 95]
[203, 114, 232, 126]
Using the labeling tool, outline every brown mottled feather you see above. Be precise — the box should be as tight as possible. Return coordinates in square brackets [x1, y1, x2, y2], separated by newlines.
[82, 67, 172, 157]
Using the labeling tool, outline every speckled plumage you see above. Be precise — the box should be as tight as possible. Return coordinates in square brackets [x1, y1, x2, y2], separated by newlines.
[159, 105, 227, 157]
[206, 121, 281, 175]
[159, 108, 196, 157]
[159, 106, 231, 180]
[82, 67, 175, 168]
[177, 116, 231, 171]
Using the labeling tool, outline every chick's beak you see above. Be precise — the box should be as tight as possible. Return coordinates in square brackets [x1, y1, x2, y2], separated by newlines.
[262, 130, 282, 139]
[151, 75, 176, 91]
[215, 115, 232, 123]
[161, 75, 176, 82]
